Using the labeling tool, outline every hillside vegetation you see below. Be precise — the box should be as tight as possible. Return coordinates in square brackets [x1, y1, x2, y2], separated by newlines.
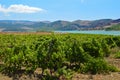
[106, 24, 120, 30]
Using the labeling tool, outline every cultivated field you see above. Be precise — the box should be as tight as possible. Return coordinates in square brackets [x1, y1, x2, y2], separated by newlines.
[0, 32, 120, 80]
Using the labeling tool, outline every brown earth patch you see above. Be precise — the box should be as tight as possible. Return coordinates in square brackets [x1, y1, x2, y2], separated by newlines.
[0, 32, 52, 35]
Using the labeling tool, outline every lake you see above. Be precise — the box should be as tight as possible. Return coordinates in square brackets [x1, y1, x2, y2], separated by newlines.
[54, 30, 120, 35]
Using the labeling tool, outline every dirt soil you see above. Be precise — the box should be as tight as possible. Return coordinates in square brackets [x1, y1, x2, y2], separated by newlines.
[0, 32, 51, 35]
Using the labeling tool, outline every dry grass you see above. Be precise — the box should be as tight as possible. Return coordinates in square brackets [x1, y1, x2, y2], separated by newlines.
[0, 74, 12, 80]
[0, 32, 52, 35]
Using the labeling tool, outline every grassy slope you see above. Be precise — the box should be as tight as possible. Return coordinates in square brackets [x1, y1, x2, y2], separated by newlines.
[106, 24, 120, 30]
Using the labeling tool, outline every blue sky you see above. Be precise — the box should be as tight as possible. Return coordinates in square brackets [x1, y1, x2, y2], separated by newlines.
[0, 0, 120, 21]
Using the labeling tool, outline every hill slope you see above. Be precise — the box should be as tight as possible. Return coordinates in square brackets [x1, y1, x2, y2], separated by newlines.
[0, 19, 120, 32]
[106, 24, 120, 30]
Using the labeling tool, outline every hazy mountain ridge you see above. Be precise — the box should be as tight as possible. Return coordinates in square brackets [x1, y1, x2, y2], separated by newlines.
[0, 19, 120, 32]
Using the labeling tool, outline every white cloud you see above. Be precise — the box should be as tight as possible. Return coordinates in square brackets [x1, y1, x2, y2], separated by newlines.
[0, 4, 44, 13]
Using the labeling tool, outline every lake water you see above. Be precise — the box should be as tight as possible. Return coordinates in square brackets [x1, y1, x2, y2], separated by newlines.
[54, 30, 120, 35]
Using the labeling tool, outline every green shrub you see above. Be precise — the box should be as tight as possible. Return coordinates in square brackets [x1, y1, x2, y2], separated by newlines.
[114, 52, 120, 58]
[101, 40, 111, 57]
[80, 58, 118, 74]
[56, 66, 74, 80]
[82, 39, 104, 58]
[112, 37, 120, 47]
[105, 37, 117, 48]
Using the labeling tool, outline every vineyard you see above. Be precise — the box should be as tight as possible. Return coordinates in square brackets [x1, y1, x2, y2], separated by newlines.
[0, 33, 120, 80]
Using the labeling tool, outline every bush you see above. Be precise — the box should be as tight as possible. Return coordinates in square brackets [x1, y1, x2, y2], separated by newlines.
[80, 58, 118, 74]
[112, 37, 120, 47]
[114, 52, 120, 58]
[82, 39, 104, 58]
[101, 40, 111, 57]
[56, 66, 74, 80]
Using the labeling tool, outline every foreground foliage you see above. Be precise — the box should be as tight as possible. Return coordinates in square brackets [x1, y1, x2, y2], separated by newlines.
[0, 33, 120, 79]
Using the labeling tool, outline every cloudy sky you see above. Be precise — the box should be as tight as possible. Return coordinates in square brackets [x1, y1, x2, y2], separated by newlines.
[0, 0, 120, 21]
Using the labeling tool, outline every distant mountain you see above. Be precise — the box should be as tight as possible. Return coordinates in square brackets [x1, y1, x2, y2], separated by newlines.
[112, 19, 120, 23]
[0, 19, 120, 32]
